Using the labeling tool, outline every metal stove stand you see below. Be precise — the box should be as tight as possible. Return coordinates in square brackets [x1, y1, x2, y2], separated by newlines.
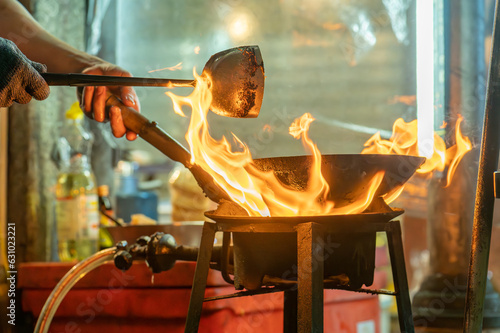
[184, 218, 414, 333]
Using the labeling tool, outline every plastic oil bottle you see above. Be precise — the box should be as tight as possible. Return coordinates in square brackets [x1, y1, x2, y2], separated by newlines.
[55, 102, 99, 261]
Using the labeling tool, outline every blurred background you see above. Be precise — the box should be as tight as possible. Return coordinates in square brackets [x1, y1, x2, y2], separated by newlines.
[111, 0, 416, 160]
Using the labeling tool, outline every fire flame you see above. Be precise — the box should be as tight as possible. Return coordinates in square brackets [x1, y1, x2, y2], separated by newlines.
[362, 115, 472, 188]
[166, 71, 386, 216]
[165, 68, 472, 215]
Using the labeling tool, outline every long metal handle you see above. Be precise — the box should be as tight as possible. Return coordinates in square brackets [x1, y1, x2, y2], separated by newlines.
[42, 73, 195, 87]
[104, 93, 230, 203]
[464, 0, 500, 331]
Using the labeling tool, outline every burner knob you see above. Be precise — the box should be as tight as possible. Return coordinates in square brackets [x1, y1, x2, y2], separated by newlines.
[146, 233, 178, 273]
[114, 250, 133, 271]
[136, 236, 151, 246]
[115, 240, 128, 250]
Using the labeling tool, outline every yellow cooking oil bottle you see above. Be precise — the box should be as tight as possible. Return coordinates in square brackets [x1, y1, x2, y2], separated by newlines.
[55, 102, 99, 261]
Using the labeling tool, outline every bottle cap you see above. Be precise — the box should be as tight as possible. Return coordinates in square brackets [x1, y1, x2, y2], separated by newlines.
[116, 160, 138, 177]
[98, 185, 110, 197]
[65, 102, 84, 120]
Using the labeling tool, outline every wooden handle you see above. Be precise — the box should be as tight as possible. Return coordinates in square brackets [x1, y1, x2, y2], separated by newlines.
[105, 93, 192, 166]
[105, 93, 230, 203]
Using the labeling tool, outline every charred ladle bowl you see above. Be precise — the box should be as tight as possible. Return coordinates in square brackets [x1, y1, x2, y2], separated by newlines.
[202, 46, 264, 118]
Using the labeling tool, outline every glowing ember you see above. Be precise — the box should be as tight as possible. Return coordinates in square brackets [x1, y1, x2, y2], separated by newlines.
[262, 124, 272, 132]
[148, 62, 183, 73]
[388, 95, 416, 106]
[166, 71, 386, 216]
[362, 115, 472, 193]
[322, 22, 344, 31]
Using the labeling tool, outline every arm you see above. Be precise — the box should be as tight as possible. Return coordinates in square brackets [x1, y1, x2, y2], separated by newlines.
[0, 0, 99, 73]
[0, 0, 139, 140]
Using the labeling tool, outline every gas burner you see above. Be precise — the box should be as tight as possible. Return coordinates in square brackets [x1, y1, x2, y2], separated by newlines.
[205, 209, 403, 291]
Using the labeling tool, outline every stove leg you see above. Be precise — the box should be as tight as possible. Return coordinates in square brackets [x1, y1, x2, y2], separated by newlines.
[284, 289, 298, 333]
[386, 220, 414, 333]
[296, 222, 324, 333]
[185, 221, 217, 333]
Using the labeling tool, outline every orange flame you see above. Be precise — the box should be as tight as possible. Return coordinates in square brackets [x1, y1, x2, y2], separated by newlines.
[444, 116, 472, 186]
[362, 115, 472, 188]
[166, 71, 386, 216]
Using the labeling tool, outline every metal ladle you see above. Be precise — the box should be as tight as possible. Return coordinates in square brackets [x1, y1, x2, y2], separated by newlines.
[43, 46, 266, 203]
[42, 45, 265, 118]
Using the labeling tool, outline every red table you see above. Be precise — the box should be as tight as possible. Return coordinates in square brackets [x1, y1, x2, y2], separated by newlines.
[18, 260, 385, 332]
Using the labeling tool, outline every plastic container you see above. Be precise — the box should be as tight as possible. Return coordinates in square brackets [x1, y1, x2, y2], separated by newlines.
[168, 164, 215, 222]
[115, 161, 158, 223]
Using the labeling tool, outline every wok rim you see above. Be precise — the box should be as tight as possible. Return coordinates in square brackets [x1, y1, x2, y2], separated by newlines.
[205, 207, 404, 224]
[251, 153, 426, 168]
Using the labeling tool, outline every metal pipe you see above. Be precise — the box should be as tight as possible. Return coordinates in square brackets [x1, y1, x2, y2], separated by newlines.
[42, 73, 194, 88]
[0, 108, 7, 276]
[464, 0, 500, 331]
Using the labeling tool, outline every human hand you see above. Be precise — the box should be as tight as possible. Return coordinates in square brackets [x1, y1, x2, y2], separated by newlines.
[80, 63, 140, 141]
[0, 37, 50, 107]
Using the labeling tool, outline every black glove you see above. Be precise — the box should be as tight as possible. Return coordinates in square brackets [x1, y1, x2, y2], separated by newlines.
[0, 37, 50, 107]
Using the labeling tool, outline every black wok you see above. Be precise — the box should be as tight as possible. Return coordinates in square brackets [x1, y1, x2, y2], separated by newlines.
[250, 154, 425, 208]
